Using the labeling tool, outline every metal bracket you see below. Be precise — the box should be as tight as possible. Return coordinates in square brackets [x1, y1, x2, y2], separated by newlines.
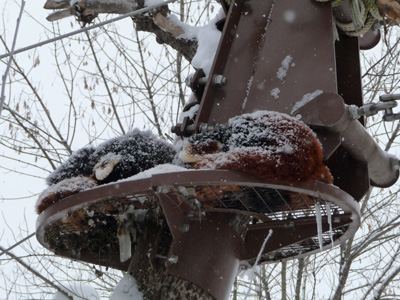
[185, 74, 227, 89]
[349, 94, 400, 121]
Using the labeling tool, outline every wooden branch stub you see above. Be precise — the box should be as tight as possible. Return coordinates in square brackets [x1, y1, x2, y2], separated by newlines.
[46, 8, 75, 22]
[44, 0, 70, 10]
[134, 13, 198, 62]
[43, 0, 198, 62]
[44, 0, 138, 13]
[153, 13, 185, 38]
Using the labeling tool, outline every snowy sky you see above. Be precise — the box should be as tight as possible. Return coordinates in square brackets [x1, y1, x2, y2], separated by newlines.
[1, 1, 399, 299]
[0, 1, 220, 298]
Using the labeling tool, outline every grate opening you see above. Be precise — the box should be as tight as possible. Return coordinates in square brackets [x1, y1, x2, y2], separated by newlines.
[184, 184, 345, 220]
[257, 225, 349, 263]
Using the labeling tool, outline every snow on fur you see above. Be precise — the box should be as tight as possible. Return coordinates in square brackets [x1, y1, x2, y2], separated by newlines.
[36, 176, 98, 214]
[179, 111, 333, 185]
[46, 129, 175, 186]
[91, 129, 176, 184]
[37, 129, 176, 214]
[46, 147, 95, 186]
[110, 274, 143, 300]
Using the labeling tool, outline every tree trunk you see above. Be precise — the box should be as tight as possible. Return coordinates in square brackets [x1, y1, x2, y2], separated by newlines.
[127, 223, 215, 300]
[281, 261, 287, 300]
[294, 258, 304, 300]
[131, 263, 215, 299]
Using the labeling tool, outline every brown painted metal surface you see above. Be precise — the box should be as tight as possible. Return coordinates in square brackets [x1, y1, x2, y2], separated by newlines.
[159, 192, 243, 300]
[332, 33, 370, 199]
[195, 0, 337, 126]
[186, 0, 375, 200]
[36, 0, 388, 298]
[36, 170, 360, 300]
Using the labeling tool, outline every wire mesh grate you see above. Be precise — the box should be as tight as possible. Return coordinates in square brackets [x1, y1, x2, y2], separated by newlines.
[184, 184, 346, 220]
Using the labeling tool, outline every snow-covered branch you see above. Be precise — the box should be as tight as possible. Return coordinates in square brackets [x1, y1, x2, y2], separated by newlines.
[44, 0, 198, 61]
[371, 265, 400, 300]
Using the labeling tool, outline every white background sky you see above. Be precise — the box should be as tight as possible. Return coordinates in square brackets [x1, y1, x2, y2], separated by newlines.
[1, 0, 53, 247]
[0, 2, 140, 298]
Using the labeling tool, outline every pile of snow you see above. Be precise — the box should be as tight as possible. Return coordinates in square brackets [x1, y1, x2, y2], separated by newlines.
[120, 163, 188, 182]
[291, 90, 323, 114]
[270, 87, 280, 100]
[178, 104, 200, 123]
[168, 8, 226, 76]
[110, 274, 143, 300]
[52, 283, 100, 300]
[276, 55, 294, 81]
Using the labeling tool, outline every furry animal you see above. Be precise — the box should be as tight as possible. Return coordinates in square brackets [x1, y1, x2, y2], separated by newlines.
[37, 130, 176, 214]
[36, 176, 98, 214]
[90, 130, 176, 184]
[179, 111, 333, 185]
[46, 147, 96, 186]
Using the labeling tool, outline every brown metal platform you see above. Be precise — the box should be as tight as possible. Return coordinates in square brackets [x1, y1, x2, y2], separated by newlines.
[36, 170, 360, 300]
[170, 0, 373, 202]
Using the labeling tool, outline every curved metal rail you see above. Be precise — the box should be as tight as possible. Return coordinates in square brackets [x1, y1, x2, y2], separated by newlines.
[36, 170, 360, 266]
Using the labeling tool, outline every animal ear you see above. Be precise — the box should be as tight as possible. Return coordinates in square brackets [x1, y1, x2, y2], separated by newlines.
[46, 8, 74, 22]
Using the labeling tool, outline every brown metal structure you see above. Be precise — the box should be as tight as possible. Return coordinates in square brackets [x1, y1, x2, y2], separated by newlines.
[36, 0, 398, 299]
[174, 0, 397, 200]
[37, 170, 360, 300]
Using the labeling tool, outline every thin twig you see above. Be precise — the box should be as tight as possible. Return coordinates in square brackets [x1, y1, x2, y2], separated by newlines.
[0, 0, 25, 116]
[244, 229, 273, 300]
[4, 104, 57, 170]
[86, 31, 125, 134]
[0, 232, 35, 257]
[0, 38, 73, 155]
[0, 245, 73, 299]
[134, 29, 163, 136]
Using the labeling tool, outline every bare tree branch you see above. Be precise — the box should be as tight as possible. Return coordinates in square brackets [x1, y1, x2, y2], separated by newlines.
[85, 31, 126, 134]
[44, 0, 198, 62]
[0, 0, 25, 116]
[0, 246, 73, 300]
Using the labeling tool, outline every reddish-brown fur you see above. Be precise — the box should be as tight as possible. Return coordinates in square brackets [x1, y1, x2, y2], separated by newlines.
[192, 113, 332, 185]
[36, 189, 77, 214]
[36, 176, 97, 214]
